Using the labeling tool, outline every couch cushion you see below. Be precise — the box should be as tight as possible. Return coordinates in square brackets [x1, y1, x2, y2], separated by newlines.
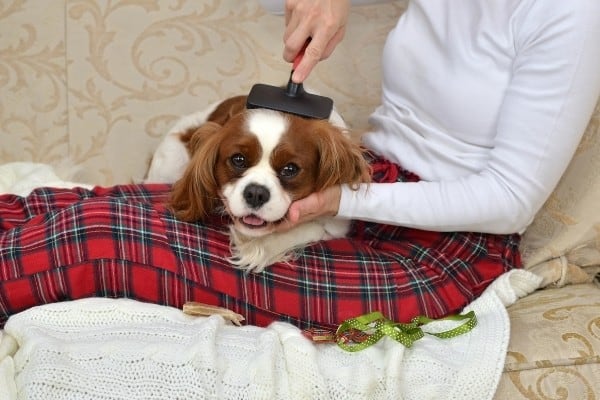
[495, 283, 600, 399]
[520, 100, 600, 288]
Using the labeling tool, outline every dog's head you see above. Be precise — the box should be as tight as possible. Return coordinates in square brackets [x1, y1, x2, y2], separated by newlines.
[170, 97, 370, 237]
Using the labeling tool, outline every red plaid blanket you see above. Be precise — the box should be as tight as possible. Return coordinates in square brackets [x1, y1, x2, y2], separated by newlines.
[0, 158, 520, 329]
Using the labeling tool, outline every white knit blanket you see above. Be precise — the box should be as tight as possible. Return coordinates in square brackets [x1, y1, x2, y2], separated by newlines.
[0, 162, 92, 196]
[0, 270, 541, 400]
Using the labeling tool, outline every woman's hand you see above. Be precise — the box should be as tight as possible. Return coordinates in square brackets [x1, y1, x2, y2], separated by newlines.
[276, 185, 342, 232]
[283, 0, 351, 83]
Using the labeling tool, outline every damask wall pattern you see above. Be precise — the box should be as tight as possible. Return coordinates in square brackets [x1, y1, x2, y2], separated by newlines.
[1, 0, 69, 167]
[0, 0, 404, 184]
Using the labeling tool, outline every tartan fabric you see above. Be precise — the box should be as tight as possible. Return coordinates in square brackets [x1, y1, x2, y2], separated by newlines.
[0, 159, 521, 329]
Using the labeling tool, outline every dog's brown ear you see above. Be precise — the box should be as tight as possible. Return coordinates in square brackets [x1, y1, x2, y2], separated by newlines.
[179, 95, 247, 155]
[170, 130, 223, 221]
[179, 121, 222, 155]
[206, 95, 248, 126]
[314, 123, 371, 190]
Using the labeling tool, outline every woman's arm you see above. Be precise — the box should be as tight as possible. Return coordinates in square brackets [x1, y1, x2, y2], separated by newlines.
[339, 0, 600, 234]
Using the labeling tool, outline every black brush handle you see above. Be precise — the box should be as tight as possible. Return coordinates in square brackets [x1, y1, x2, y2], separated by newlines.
[285, 71, 305, 97]
[286, 40, 309, 97]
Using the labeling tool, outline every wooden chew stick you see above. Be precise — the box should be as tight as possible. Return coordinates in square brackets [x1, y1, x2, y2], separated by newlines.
[182, 302, 245, 326]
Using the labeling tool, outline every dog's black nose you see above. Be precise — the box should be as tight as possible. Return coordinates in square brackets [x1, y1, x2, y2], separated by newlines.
[243, 184, 270, 209]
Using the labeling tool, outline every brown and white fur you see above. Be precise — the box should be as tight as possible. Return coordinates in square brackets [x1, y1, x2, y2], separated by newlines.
[146, 95, 370, 272]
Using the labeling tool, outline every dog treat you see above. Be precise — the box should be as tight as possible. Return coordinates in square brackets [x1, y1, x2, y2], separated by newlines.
[182, 302, 245, 326]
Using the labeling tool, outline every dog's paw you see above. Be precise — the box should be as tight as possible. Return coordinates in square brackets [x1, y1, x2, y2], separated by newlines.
[227, 222, 330, 273]
[228, 240, 293, 273]
[229, 257, 269, 274]
[228, 251, 291, 273]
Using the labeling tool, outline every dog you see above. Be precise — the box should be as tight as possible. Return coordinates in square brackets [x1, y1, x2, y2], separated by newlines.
[146, 95, 370, 272]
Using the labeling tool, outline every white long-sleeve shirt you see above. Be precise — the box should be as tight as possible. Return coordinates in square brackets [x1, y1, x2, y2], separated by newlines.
[337, 0, 600, 234]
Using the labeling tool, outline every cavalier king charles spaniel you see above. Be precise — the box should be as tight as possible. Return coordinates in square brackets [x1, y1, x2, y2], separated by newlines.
[146, 95, 370, 272]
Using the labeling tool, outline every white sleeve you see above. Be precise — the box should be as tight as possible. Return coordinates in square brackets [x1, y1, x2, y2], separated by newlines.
[338, 1, 600, 234]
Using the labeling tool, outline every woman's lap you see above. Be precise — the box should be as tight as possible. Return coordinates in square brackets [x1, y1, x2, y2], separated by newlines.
[0, 162, 521, 329]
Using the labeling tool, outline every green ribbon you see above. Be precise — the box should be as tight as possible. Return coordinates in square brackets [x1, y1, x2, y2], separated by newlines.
[335, 311, 477, 352]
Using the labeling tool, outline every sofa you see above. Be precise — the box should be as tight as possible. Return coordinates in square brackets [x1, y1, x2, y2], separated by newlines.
[1, 1, 599, 398]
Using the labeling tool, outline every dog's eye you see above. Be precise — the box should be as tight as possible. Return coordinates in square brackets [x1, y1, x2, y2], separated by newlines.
[279, 163, 300, 178]
[230, 153, 247, 169]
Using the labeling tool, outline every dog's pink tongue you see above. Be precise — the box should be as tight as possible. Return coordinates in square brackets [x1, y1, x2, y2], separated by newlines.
[242, 215, 265, 226]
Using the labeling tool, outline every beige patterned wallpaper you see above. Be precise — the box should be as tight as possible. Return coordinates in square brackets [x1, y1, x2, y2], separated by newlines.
[1, 0, 69, 165]
[0, 0, 404, 184]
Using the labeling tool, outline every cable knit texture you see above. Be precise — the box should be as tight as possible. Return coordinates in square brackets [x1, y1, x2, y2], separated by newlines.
[0, 270, 540, 400]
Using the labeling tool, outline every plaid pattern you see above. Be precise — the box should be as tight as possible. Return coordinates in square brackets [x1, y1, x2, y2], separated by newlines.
[0, 159, 521, 329]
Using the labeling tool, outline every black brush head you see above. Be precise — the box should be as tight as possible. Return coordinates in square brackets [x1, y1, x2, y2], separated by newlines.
[246, 82, 333, 120]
